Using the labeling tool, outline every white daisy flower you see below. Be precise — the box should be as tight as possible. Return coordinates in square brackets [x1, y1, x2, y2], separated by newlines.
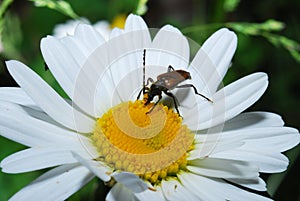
[53, 18, 111, 40]
[1, 14, 299, 201]
[52, 15, 126, 41]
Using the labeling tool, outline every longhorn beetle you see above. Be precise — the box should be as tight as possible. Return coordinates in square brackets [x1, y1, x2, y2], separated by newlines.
[137, 49, 213, 116]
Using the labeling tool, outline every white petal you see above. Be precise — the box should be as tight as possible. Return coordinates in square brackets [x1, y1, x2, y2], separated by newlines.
[190, 28, 237, 93]
[186, 29, 234, 97]
[215, 127, 299, 152]
[73, 23, 106, 56]
[93, 20, 111, 40]
[77, 45, 149, 117]
[112, 172, 148, 193]
[0, 88, 73, 127]
[103, 50, 144, 104]
[226, 177, 267, 191]
[198, 111, 284, 135]
[106, 183, 136, 201]
[110, 14, 150, 38]
[240, 127, 300, 152]
[188, 157, 259, 179]
[72, 152, 111, 182]
[41, 36, 79, 97]
[221, 112, 284, 131]
[42, 33, 105, 117]
[0, 125, 42, 147]
[211, 149, 289, 173]
[134, 186, 165, 201]
[178, 173, 223, 201]
[124, 14, 149, 32]
[73, 46, 142, 117]
[6, 60, 95, 133]
[110, 14, 151, 47]
[0, 87, 38, 109]
[60, 36, 88, 67]
[9, 164, 94, 201]
[52, 18, 90, 37]
[43, 35, 104, 117]
[161, 178, 203, 201]
[187, 72, 268, 130]
[0, 101, 84, 147]
[1, 146, 91, 173]
[72, 21, 151, 116]
[149, 25, 190, 68]
[189, 133, 244, 159]
[19, 104, 64, 127]
[179, 173, 272, 201]
[110, 27, 124, 39]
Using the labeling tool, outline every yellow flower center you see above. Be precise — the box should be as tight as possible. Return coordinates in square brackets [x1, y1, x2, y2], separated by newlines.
[110, 14, 126, 29]
[91, 99, 194, 185]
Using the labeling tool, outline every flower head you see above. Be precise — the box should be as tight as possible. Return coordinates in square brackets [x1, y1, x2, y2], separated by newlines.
[0, 14, 299, 200]
[52, 15, 126, 40]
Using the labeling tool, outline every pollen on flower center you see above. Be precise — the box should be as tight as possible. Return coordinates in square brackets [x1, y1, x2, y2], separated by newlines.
[91, 100, 194, 185]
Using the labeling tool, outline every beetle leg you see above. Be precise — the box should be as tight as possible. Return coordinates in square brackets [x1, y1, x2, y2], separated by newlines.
[146, 94, 162, 114]
[163, 91, 181, 116]
[137, 88, 144, 100]
[137, 86, 150, 100]
[146, 77, 154, 86]
[168, 65, 175, 72]
[176, 84, 213, 103]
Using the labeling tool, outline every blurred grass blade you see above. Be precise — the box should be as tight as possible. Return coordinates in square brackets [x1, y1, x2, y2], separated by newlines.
[135, 0, 148, 15]
[227, 20, 300, 63]
[30, 0, 79, 19]
[0, 0, 13, 17]
[227, 19, 285, 35]
[224, 0, 240, 12]
[262, 32, 300, 63]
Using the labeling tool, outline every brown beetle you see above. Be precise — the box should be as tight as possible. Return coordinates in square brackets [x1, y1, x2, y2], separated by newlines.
[137, 49, 213, 116]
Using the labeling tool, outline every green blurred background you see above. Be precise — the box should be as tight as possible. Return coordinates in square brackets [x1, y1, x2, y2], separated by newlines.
[0, 0, 299, 200]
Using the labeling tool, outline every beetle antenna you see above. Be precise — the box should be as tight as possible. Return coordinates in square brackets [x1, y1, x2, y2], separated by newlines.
[143, 49, 146, 94]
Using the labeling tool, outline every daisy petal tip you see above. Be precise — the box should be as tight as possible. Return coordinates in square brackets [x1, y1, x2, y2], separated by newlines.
[160, 24, 182, 34]
[214, 27, 237, 39]
[5, 60, 26, 73]
[40, 36, 57, 53]
[41, 35, 55, 43]
[254, 72, 269, 87]
[126, 13, 141, 21]
[125, 14, 143, 25]
[124, 14, 148, 32]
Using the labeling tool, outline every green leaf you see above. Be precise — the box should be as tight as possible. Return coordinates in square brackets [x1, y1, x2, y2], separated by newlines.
[227, 19, 285, 35]
[29, 0, 79, 19]
[224, 0, 240, 12]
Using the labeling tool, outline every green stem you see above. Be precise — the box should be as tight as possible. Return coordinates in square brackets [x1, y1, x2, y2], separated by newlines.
[211, 0, 226, 22]
[182, 23, 224, 34]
